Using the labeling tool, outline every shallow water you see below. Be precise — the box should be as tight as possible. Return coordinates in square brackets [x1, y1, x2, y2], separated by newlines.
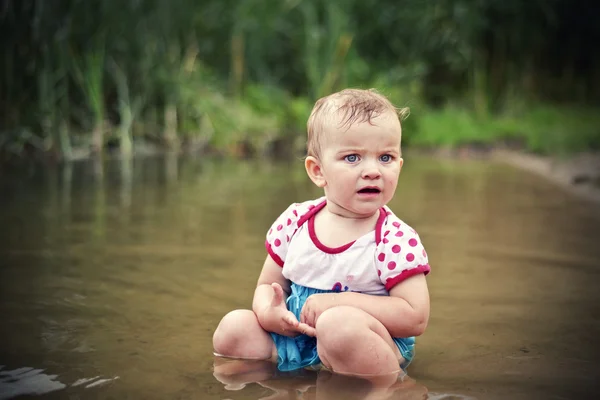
[1, 154, 599, 400]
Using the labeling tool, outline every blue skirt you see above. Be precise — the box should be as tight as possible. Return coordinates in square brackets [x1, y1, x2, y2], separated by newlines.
[270, 283, 416, 372]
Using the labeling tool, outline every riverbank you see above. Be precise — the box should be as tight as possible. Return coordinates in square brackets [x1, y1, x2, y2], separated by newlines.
[409, 145, 600, 204]
[493, 150, 600, 204]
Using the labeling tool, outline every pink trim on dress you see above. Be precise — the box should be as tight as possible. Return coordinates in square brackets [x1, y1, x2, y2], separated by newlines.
[264, 199, 326, 267]
[265, 241, 285, 267]
[374, 208, 387, 244]
[384, 264, 431, 291]
[308, 216, 356, 254]
[296, 200, 327, 227]
[308, 206, 387, 255]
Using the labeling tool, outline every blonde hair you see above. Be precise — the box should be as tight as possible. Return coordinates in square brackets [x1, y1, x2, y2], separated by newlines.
[306, 88, 409, 157]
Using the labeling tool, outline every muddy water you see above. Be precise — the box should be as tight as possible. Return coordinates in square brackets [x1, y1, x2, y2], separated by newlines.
[0, 155, 599, 400]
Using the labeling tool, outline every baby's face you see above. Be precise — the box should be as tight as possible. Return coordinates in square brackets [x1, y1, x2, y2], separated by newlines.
[318, 111, 403, 218]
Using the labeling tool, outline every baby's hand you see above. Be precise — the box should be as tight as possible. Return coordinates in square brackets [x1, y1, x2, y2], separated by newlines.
[300, 293, 338, 329]
[265, 283, 316, 337]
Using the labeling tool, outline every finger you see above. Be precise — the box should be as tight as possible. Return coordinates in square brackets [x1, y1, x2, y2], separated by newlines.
[271, 283, 284, 307]
[299, 301, 310, 325]
[298, 323, 317, 337]
[310, 309, 318, 328]
[284, 311, 299, 327]
[303, 309, 314, 329]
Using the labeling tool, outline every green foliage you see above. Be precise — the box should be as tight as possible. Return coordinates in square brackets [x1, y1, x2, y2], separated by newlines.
[519, 106, 600, 155]
[288, 97, 314, 136]
[243, 84, 289, 127]
[411, 105, 600, 155]
[411, 107, 504, 148]
[0, 0, 598, 159]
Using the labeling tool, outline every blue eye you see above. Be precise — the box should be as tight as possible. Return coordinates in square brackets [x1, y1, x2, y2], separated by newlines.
[344, 154, 360, 163]
[379, 154, 392, 162]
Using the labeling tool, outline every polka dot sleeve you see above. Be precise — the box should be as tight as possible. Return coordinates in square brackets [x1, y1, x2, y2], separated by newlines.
[375, 216, 431, 291]
[264, 202, 303, 267]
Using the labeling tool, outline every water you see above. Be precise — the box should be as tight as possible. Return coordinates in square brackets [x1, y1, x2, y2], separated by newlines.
[1, 154, 599, 399]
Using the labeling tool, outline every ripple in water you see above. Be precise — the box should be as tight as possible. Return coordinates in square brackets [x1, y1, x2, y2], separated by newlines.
[0, 365, 119, 399]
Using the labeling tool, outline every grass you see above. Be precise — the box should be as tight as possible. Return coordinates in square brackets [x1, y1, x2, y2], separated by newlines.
[408, 104, 600, 156]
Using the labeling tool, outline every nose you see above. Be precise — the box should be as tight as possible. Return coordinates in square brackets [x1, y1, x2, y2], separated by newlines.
[361, 161, 381, 180]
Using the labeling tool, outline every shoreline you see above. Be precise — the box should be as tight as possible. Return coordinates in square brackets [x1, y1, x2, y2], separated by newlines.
[493, 149, 600, 204]
[409, 146, 600, 204]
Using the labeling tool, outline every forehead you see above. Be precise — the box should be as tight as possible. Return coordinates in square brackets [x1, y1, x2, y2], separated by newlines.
[322, 111, 401, 148]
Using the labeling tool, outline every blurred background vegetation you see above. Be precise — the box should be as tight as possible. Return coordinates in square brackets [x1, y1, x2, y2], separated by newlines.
[1, 0, 599, 162]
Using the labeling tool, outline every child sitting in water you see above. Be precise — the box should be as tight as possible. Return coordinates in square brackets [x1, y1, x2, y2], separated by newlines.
[213, 88, 431, 376]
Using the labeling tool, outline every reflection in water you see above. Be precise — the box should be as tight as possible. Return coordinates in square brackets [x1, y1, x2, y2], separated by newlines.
[119, 156, 133, 209]
[165, 150, 179, 184]
[0, 366, 65, 399]
[0, 155, 599, 399]
[0, 365, 118, 399]
[213, 357, 477, 400]
[61, 161, 72, 214]
[213, 357, 431, 400]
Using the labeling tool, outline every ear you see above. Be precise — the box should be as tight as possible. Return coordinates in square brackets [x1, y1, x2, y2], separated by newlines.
[305, 156, 327, 188]
[398, 157, 404, 171]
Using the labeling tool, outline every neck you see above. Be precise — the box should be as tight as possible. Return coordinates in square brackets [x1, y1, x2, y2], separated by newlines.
[324, 199, 379, 221]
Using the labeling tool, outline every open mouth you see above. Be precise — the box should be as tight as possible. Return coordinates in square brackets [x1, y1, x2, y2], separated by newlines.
[357, 187, 381, 194]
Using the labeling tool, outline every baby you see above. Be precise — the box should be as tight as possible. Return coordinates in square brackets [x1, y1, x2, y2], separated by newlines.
[213, 88, 431, 377]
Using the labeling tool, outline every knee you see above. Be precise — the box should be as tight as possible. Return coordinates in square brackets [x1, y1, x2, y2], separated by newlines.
[213, 309, 256, 355]
[315, 306, 364, 354]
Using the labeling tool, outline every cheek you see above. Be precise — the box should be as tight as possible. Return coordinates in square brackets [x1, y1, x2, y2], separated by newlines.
[329, 165, 353, 180]
[385, 166, 400, 179]
[384, 170, 400, 188]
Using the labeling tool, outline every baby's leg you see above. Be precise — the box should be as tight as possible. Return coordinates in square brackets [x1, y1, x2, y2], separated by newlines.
[315, 306, 403, 376]
[213, 309, 277, 361]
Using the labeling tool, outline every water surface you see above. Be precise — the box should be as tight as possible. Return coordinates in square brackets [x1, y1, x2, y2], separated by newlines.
[1, 154, 599, 399]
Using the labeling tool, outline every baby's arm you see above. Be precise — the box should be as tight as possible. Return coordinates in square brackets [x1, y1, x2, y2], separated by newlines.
[253, 255, 316, 337]
[253, 255, 290, 327]
[301, 273, 430, 338]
